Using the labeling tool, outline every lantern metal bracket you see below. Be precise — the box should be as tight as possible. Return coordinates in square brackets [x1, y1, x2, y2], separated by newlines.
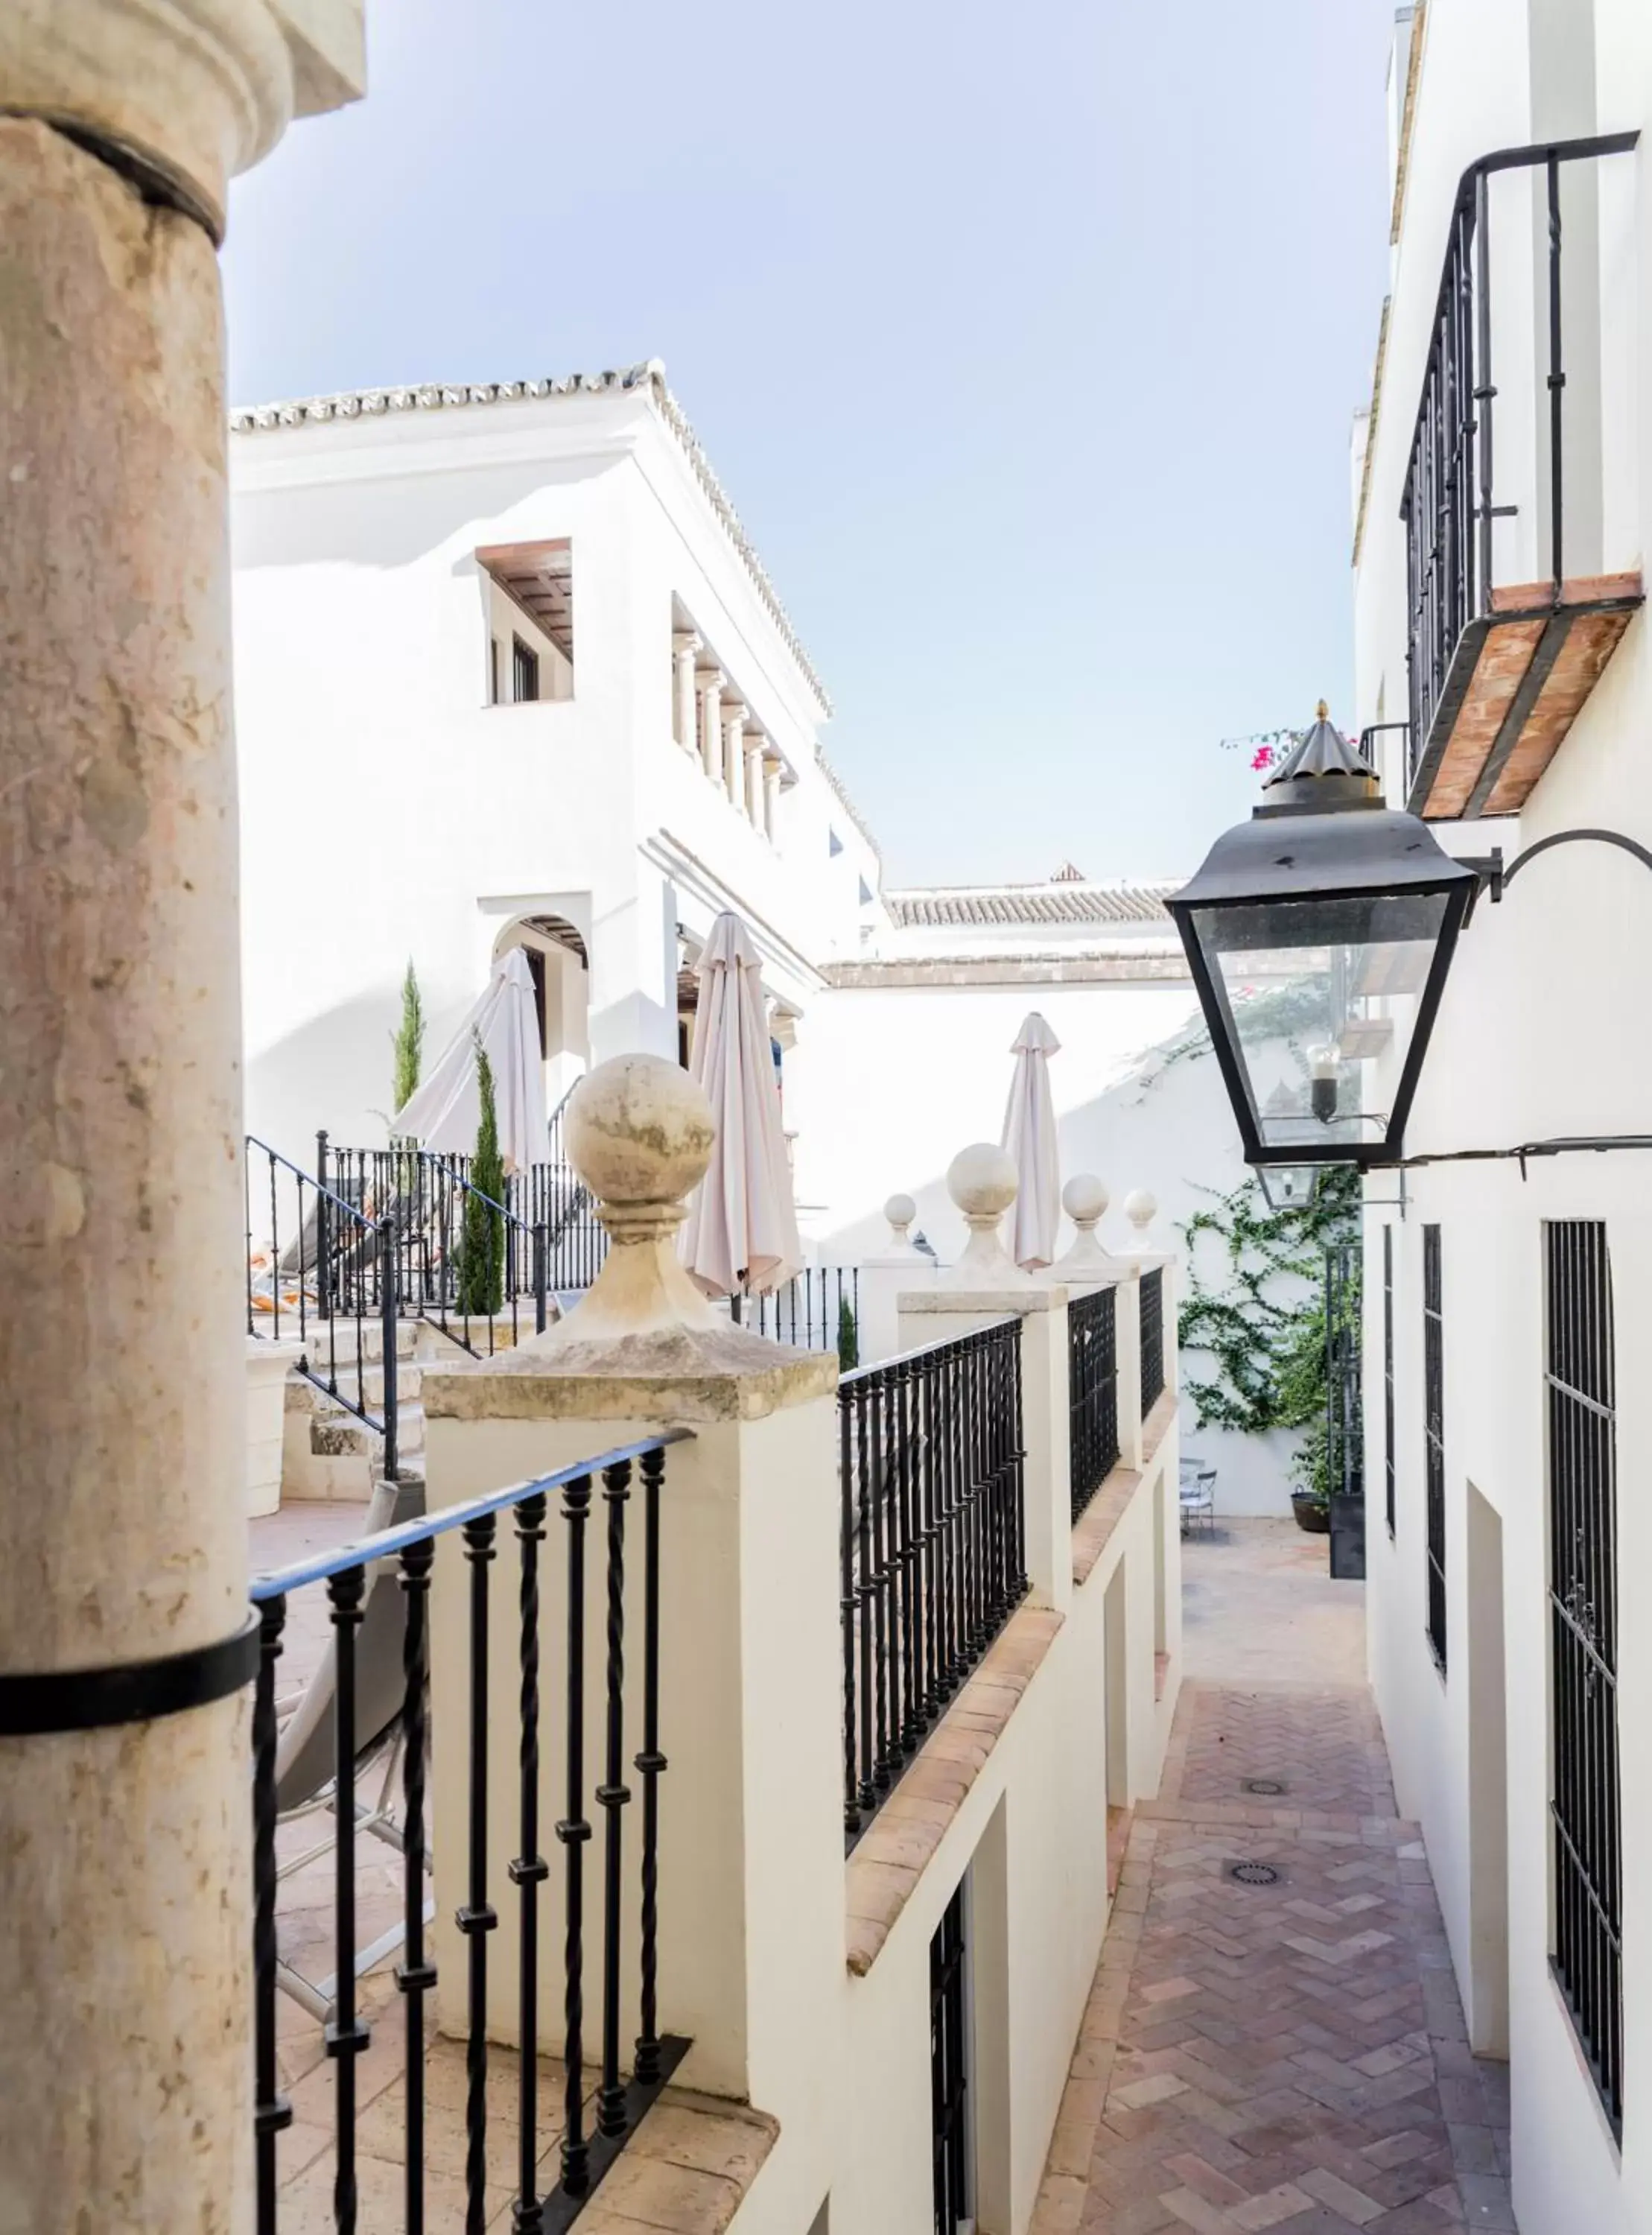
[1461, 828, 1652, 907]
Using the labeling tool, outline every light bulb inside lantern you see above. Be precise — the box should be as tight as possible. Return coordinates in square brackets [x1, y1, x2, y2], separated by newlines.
[1306, 1042, 1341, 1123]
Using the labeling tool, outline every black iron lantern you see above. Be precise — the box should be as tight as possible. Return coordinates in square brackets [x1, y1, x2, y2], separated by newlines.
[1168, 708, 1478, 1170]
[1255, 1163, 1318, 1213]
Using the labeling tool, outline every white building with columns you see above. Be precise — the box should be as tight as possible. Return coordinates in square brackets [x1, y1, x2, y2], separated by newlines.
[1350, 3, 1652, 2230]
[229, 362, 883, 1160]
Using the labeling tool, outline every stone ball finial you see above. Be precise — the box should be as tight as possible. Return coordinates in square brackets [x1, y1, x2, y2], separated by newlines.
[885, 1191, 917, 1237]
[947, 1144, 1018, 1222]
[1062, 1173, 1108, 1226]
[1124, 1188, 1158, 1232]
[566, 1055, 715, 1214]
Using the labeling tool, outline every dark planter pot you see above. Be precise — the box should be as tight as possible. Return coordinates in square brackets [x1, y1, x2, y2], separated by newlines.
[1291, 1493, 1331, 1535]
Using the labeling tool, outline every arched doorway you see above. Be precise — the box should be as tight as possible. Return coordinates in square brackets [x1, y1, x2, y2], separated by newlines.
[495, 914, 590, 1112]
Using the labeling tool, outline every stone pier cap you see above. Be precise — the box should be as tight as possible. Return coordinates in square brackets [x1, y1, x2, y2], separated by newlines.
[422, 1052, 836, 1425]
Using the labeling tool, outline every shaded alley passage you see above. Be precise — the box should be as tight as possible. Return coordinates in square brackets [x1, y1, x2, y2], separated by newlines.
[1032, 1523, 1513, 2234]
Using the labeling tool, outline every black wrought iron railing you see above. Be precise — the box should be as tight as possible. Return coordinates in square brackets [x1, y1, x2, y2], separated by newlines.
[328, 1139, 549, 1357]
[839, 1320, 1027, 1843]
[245, 1134, 398, 1479]
[1068, 1285, 1119, 1523]
[250, 1434, 691, 2234]
[749, 1266, 861, 1360]
[1139, 1267, 1165, 1418]
[1400, 134, 1639, 795]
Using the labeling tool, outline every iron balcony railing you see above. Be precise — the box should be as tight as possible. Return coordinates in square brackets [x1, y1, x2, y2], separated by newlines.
[245, 1134, 399, 1480]
[1400, 133, 1639, 797]
[327, 1139, 550, 1357]
[1139, 1267, 1166, 1418]
[1068, 1285, 1119, 1523]
[748, 1266, 861, 1360]
[839, 1319, 1027, 1843]
[250, 1433, 690, 2234]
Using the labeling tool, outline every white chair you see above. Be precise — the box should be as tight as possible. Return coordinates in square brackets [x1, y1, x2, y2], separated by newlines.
[1179, 1453, 1216, 1538]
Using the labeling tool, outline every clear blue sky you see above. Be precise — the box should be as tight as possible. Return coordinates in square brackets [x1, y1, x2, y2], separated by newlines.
[225, 0, 1399, 888]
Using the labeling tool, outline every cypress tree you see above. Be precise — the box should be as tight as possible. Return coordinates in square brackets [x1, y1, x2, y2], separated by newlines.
[457, 1036, 506, 1317]
[391, 959, 425, 1113]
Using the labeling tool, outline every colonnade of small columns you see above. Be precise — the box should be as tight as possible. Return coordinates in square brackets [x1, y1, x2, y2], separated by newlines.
[672, 625, 784, 842]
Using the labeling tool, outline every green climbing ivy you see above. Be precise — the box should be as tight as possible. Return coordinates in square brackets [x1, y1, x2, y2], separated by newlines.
[1177, 1167, 1360, 1499]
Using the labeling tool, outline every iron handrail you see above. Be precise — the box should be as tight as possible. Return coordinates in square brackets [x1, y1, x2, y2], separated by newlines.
[247, 1132, 390, 1237]
[839, 1313, 1018, 1386]
[250, 1430, 693, 1601]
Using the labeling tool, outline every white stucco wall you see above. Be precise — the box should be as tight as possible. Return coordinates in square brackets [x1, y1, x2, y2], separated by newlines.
[1353, 4, 1652, 2228]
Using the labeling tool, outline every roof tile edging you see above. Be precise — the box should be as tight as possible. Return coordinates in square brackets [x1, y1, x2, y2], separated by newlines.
[228, 358, 833, 718]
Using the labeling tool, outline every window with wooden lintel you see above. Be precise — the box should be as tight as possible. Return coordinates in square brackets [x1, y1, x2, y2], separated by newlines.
[477, 539, 574, 703]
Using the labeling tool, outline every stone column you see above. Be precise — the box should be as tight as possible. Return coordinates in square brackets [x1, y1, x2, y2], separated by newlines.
[743, 729, 766, 825]
[696, 665, 724, 782]
[422, 1056, 843, 2225]
[671, 628, 699, 749]
[720, 697, 747, 806]
[0, 8, 364, 2231]
[762, 751, 784, 843]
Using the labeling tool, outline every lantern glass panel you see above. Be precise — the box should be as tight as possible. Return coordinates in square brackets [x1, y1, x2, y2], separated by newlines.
[1187, 890, 1453, 1154]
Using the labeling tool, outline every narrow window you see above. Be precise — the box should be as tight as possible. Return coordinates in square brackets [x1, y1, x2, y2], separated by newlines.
[930, 1879, 971, 2234]
[512, 635, 540, 704]
[1546, 1220, 1621, 2133]
[489, 636, 501, 706]
[1383, 1226, 1396, 1538]
[1423, 1223, 1446, 1670]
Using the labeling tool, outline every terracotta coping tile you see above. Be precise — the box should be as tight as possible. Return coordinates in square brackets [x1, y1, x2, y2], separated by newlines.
[845, 1602, 1064, 1976]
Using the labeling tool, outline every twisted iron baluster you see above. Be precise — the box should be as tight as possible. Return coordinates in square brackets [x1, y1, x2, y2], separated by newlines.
[252, 1596, 290, 2235]
[634, 1448, 667, 2085]
[557, 1475, 594, 2197]
[326, 1564, 370, 2235]
[395, 1539, 436, 2235]
[597, 1461, 632, 2139]
[509, 1491, 549, 2235]
[457, 1515, 498, 2234]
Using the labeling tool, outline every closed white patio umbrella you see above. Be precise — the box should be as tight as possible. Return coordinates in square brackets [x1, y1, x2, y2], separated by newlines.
[1001, 1011, 1062, 1270]
[681, 912, 802, 1299]
[393, 948, 547, 1175]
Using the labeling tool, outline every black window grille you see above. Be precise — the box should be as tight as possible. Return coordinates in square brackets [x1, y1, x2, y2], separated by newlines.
[930, 1878, 970, 2235]
[489, 635, 501, 705]
[1546, 1220, 1621, 2134]
[1383, 1226, 1397, 1538]
[1139, 1267, 1165, 1417]
[840, 1320, 1027, 1842]
[512, 635, 540, 703]
[1423, 1225, 1446, 1670]
[1069, 1285, 1119, 1522]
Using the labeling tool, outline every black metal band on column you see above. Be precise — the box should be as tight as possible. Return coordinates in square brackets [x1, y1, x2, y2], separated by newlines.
[0, 1614, 261, 1735]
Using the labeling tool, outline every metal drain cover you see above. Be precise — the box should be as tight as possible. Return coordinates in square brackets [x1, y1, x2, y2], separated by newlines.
[1242, 1778, 1287, 1797]
[1227, 1860, 1281, 1886]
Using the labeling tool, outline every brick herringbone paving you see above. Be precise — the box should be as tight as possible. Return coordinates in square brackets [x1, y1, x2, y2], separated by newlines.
[1033, 1678, 1513, 2234]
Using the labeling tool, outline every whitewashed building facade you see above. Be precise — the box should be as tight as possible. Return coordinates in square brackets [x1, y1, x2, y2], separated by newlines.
[229, 364, 883, 1162]
[1352, 2, 1651, 2225]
